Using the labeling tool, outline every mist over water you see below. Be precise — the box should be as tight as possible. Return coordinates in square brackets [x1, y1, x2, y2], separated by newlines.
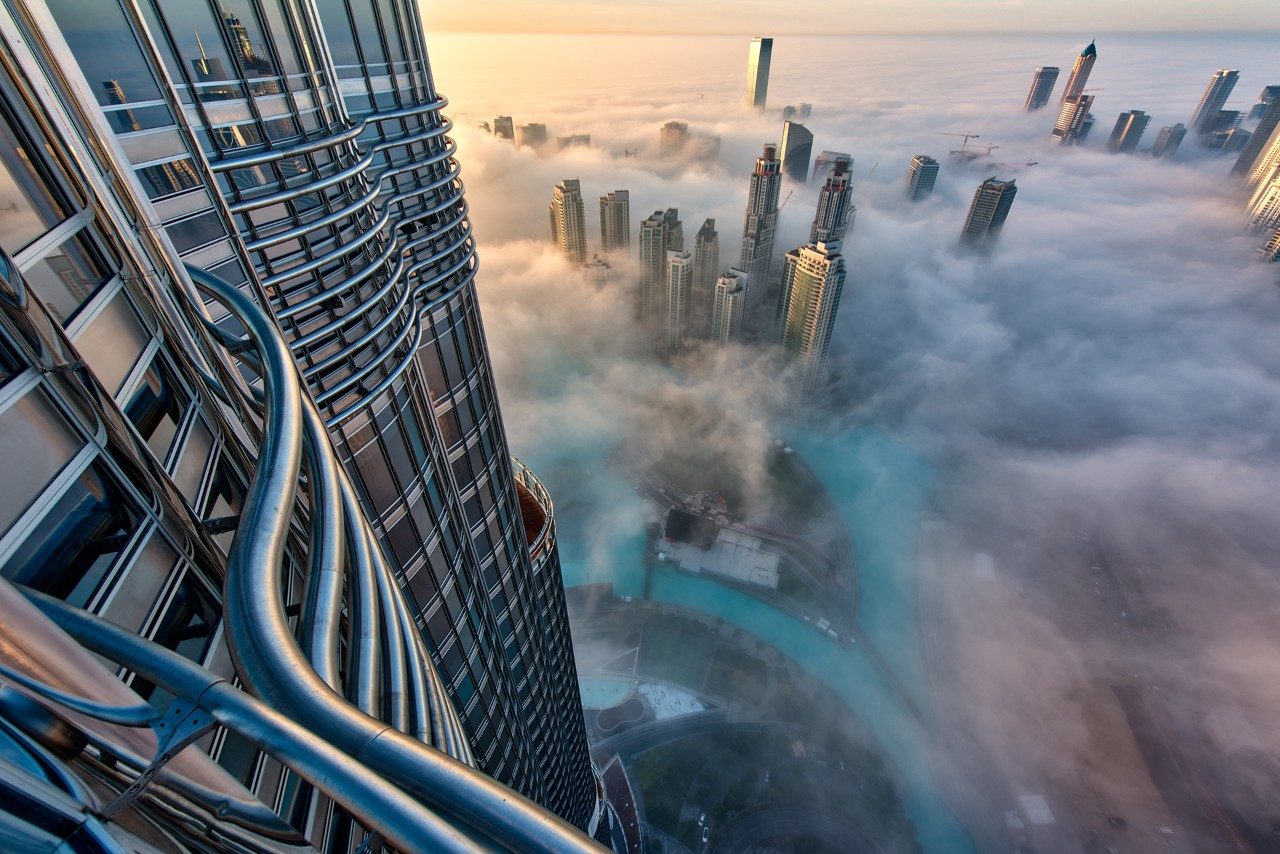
[432, 31, 1280, 852]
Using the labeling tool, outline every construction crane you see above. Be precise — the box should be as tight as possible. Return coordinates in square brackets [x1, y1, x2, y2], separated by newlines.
[937, 131, 981, 155]
[854, 161, 879, 186]
[778, 189, 794, 212]
[996, 159, 1039, 170]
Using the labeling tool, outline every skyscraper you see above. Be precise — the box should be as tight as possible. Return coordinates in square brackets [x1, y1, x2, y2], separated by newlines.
[660, 121, 690, 157]
[782, 103, 813, 122]
[777, 242, 847, 398]
[1151, 124, 1188, 159]
[1107, 110, 1151, 153]
[1248, 85, 1280, 121]
[1209, 127, 1252, 153]
[516, 122, 549, 148]
[693, 219, 721, 326]
[549, 179, 587, 265]
[1079, 111, 1097, 142]
[1025, 66, 1060, 111]
[811, 160, 855, 244]
[666, 251, 695, 353]
[1246, 128, 1280, 191]
[0, 0, 609, 845]
[1231, 98, 1280, 177]
[494, 115, 515, 139]
[960, 178, 1019, 247]
[600, 190, 632, 253]
[1260, 227, 1280, 262]
[812, 150, 853, 185]
[1191, 69, 1240, 134]
[639, 209, 682, 324]
[1060, 40, 1097, 105]
[32, 0, 603, 833]
[1246, 175, 1280, 234]
[584, 254, 614, 284]
[712, 270, 749, 346]
[780, 121, 815, 183]
[557, 133, 591, 149]
[907, 155, 941, 201]
[746, 37, 774, 109]
[740, 144, 783, 309]
[1052, 95, 1095, 146]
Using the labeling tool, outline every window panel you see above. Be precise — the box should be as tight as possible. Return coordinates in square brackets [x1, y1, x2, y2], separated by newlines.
[3, 458, 140, 607]
[22, 231, 113, 324]
[0, 388, 83, 534]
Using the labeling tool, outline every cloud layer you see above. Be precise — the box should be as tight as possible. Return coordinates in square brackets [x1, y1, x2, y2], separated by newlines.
[436, 30, 1280, 848]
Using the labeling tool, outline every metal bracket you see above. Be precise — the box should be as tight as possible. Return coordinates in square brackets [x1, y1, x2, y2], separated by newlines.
[354, 831, 385, 854]
[202, 514, 241, 535]
[99, 697, 215, 819]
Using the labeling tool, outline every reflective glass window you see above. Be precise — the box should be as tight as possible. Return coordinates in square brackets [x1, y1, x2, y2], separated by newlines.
[3, 458, 140, 607]
[0, 388, 83, 533]
[74, 292, 151, 394]
[165, 210, 225, 253]
[46, 0, 163, 106]
[125, 357, 187, 462]
[0, 114, 69, 253]
[136, 159, 201, 200]
[22, 231, 113, 324]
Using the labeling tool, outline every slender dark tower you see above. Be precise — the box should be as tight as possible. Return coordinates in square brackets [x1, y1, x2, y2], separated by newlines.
[780, 120, 814, 183]
[960, 178, 1018, 247]
[810, 160, 855, 244]
[740, 144, 783, 309]
[1024, 66, 1060, 111]
[1107, 110, 1152, 153]
[1151, 124, 1188, 159]
[1190, 69, 1240, 134]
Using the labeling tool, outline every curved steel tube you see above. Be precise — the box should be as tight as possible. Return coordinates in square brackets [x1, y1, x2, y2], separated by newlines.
[184, 265, 601, 853]
[18, 590, 478, 854]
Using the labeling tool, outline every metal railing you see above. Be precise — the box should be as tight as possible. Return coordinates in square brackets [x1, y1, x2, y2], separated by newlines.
[182, 264, 600, 852]
[511, 457, 557, 564]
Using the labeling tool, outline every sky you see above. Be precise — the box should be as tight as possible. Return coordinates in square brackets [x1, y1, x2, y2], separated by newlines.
[420, 0, 1280, 35]
[429, 28, 1280, 850]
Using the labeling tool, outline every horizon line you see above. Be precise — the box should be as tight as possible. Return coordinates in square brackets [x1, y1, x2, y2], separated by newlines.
[424, 27, 1280, 37]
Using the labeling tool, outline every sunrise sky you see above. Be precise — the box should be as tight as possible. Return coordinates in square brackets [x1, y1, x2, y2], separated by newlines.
[420, 0, 1279, 35]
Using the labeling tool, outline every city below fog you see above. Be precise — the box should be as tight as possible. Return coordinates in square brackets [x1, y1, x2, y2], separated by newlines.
[435, 30, 1280, 853]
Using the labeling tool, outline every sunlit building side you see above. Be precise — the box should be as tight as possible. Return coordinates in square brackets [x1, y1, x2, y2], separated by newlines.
[777, 242, 847, 398]
[746, 36, 774, 109]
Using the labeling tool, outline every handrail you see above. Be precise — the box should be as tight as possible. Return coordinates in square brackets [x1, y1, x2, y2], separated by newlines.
[9, 587, 477, 854]
[184, 265, 600, 853]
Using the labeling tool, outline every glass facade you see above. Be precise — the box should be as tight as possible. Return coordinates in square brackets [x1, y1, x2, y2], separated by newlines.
[5, 0, 598, 832]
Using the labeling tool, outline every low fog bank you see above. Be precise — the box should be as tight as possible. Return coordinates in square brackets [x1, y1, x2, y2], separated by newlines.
[436, 31, 1280, 848]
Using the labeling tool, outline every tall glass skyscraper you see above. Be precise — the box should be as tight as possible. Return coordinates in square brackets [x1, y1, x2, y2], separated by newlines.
[779, 120, 814, 183]
[777, 242, 847, 399]
[1060, 40, 1097, 106]
[960, 177, 1019, 247]
[745, 36, 773, 109]
[739, 143, 782, 310]
[1190, 69, 1240, 135]
[0, 0, 603, 840]
[1024, 66, 1059, 111]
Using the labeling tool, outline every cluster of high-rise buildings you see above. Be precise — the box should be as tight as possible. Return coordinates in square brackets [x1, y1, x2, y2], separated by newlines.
[546, 64, 857, 396]
[487, 114, 593, 150]
[1029, 42, 1271, 162]
[1022, 42, 1280, 263]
